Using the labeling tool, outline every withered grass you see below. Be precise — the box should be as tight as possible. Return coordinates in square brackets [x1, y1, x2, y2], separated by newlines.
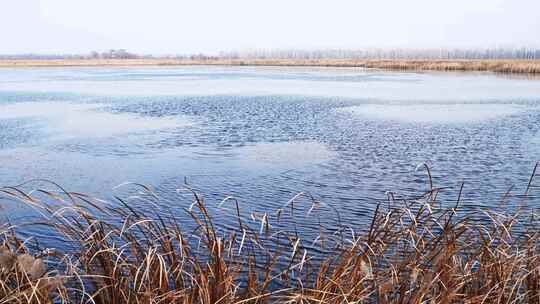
[1, 164, 540, 303]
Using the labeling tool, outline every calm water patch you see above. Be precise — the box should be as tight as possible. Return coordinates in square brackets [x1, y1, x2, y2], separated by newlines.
[341, 103, 527, 124]
[0, 101, 191, 139]
[235, 141, 334, 167]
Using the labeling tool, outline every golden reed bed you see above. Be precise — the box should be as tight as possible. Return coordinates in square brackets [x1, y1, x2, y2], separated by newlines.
[1, 59, 540, 74]
[1, 164, 540, 303]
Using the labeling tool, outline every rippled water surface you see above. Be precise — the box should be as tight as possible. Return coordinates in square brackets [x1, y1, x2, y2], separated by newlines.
[1, 66, 540, 244]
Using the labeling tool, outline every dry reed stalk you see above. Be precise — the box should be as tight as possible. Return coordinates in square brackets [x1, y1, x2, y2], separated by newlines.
[0, 164, 539, 303]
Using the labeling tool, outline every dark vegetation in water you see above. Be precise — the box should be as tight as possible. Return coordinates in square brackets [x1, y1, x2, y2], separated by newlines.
[1, 164, 540, 303]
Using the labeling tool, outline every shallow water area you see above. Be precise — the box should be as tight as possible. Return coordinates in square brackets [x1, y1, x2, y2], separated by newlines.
[1, 66, 540, 247]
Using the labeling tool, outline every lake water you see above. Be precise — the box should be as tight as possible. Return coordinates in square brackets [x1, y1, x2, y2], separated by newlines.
[1, 66, 540, 246]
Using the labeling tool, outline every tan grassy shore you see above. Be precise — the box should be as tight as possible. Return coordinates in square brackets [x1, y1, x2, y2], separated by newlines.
[1, 58, 540, 73]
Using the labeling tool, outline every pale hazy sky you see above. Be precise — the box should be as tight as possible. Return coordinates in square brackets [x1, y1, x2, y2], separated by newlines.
[1, 0, 539, 54]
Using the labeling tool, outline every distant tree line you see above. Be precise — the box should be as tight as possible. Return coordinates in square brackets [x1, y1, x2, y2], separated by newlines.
[219, 47, 540, 60]
[87, 49, 140, 59]
[0, 50, 221, 60]
[1, 48, 539, 60]
[0, 49, 145, 60]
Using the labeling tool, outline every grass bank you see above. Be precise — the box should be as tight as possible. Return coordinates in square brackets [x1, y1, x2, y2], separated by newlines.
[1, 59, 540, 74]
[1, 164, 540, 303]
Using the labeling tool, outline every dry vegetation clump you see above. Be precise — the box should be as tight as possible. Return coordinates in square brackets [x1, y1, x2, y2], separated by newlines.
[0, 237, 65, 302]
[228, 59, 540, 73]
[358, 59, 540, 73]
[1, 164, 540, 303]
